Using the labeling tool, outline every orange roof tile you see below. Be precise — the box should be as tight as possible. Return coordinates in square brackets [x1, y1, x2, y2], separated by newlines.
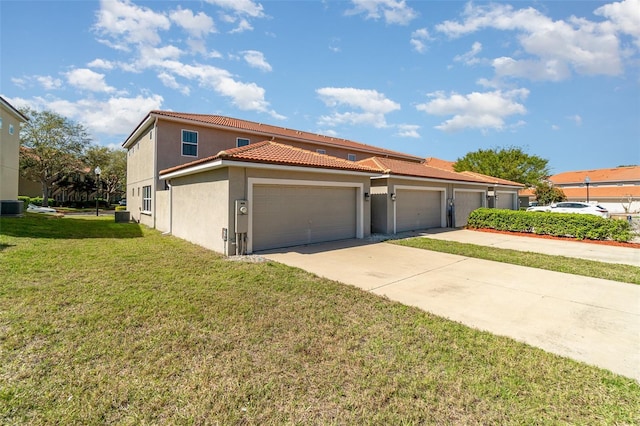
[358, 157, 522, 186]
[149, 110, 423, 162]
[550, 166, 640, 184]
[160, 141, 382, 176]
[424, 157, 455, 171]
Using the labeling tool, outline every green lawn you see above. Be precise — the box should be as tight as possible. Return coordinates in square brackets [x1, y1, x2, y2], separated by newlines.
[1, 215, 639, 424]
[392, 236, 640, 285]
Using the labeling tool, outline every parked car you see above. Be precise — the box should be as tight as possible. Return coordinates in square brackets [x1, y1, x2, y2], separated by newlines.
[119, 199, 127, 206]
[27, 203, 57, 214]
[527, 202, 609, 218]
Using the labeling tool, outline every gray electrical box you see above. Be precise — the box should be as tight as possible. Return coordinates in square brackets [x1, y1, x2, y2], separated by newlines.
[235, 200, 249, 233]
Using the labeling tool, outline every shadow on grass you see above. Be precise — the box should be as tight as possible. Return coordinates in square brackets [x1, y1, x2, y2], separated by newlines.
[0, 214, 144, 239]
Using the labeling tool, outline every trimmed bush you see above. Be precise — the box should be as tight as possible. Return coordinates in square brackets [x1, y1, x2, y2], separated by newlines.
[115, 206, 126, 211]
[467, 208, 632, 242]
[18, 196, 30, 210]
[29, 197, 56, 207]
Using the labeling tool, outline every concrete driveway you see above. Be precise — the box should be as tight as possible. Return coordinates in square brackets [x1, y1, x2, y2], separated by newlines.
[260, 235, 640, 382]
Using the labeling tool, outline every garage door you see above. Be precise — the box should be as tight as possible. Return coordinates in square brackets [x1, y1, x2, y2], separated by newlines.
[454, 191, 483, 227]
[252, 185, 357, 251]
[496, 192, 515, 210]
[396, 189, 442, 232]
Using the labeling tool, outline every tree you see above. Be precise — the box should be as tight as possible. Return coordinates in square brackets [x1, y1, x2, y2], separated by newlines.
[453, 146, 550, 187]
[533, 181, 567, 205]
[19, 108, 91, 206]
[85, 146, 127, 204]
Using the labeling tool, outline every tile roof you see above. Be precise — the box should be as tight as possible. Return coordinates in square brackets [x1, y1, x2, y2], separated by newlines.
[550, 166, 640, 184]
[358, 157, 523, 186]
[149, 110, 423, 162]
[160, 141, 382, 176]
[424, 157, 455, 171]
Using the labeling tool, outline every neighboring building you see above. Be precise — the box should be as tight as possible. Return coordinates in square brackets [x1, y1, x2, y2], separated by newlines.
[123, 110, 523, 255]
[0, 96, 28, 216]
[521, 166, 640, 214]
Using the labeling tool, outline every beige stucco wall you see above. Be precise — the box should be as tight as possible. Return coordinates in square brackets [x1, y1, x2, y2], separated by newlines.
[169, 168, 230, 254]
[153, 118, 406, 175]
[0, 103, 24, 201]
[126, 124, 156, 226]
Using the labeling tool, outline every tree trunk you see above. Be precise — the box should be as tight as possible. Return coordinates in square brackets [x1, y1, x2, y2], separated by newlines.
[41, 182, 50, 207]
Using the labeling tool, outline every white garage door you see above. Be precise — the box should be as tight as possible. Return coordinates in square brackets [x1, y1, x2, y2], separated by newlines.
[454, 191, 484, 227]
[396, 189, 442, 232]
[497, 192, 515, 210]
[252, 185, 357, 251]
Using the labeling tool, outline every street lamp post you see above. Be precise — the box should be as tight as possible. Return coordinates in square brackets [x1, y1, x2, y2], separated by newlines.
[95, 166, 101, 216]
[584, 176, 590, 203]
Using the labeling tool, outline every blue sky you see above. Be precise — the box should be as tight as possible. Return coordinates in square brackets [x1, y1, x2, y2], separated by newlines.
[1, 0, 639, 173]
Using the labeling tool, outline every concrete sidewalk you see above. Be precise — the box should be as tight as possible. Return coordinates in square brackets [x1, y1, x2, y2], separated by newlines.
[261, 236, 640, 381]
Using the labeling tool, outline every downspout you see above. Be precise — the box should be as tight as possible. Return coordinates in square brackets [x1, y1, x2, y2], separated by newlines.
[162, 179, 172, 235]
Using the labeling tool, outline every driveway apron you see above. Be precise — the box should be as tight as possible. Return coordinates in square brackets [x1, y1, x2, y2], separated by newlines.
[261, 239, 640, 382]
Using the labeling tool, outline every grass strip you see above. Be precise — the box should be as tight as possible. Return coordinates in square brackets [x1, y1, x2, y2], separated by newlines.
[392, 237, 640, 285]
[1, 215, 639, 424]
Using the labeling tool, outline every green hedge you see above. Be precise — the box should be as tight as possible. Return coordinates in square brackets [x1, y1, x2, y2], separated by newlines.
[467, 208, 632, 242]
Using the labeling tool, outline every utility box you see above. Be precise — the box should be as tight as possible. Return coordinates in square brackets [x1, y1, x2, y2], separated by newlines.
[235, 200, 248, 233]
[115, 211, 130, 223]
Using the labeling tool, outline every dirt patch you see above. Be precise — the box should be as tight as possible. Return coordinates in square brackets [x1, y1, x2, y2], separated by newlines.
[471, 228, 640, 249]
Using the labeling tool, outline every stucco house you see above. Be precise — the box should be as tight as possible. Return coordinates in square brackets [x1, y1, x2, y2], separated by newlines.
[521, 166, 640, 214]
[0, 96, 29, 216]
[123, 110, 522, 254]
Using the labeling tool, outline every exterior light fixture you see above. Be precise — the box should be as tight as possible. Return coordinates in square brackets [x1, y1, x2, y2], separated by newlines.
[390, 193, 396, 201]
[364, 192, 370, 201]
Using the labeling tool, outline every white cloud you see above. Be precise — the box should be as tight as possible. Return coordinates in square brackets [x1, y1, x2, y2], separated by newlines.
[242, 50, 272, 72]
[551, 124, 560, 131]
[346, 0, 417, 25]
[169, 8, 216, 38]
[410, 28, 431, 53]
[94, 0, 171, 50]
[205, 0, 265, 18]
[65, 68, 116, 93]
[595, 0, 640, 48]
[567, 114, 583, 126]
[416, 88, 529, 132]
[436, 2, 625, 80]
[454, 41, 482, 65]
[395, 124, 420, 138]
[88, 59, 115, 70]
[10, 94, 164, 137]
[36, 76, 63, 90]
[229, 18, 254, 34]
[316, 87, 400, 128]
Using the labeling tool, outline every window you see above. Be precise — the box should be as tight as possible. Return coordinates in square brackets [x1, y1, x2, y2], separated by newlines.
[0, 117, 3, 129]
[347, 153, 356, 161]
[9, 124, 14, 135]
[182, 130, 198, 156]
[237, 138, 250, 147]
[142, 186, 152, 212]
[316, 149, 327, 154]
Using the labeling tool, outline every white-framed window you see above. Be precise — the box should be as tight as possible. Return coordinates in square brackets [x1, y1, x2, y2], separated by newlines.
[142, 185, 152, 212]
[9, 124, 14, 135]
[316, 149, 327, 154]
[182, 130, 198, 156]
[237, 138, 250, 147]
[347, 153, 356, 161]
[0, 117, 3, 129]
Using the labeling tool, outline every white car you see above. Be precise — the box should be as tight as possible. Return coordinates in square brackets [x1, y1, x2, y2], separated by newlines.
[527, 202, 609, 218]
[27, 203, 57, 214]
